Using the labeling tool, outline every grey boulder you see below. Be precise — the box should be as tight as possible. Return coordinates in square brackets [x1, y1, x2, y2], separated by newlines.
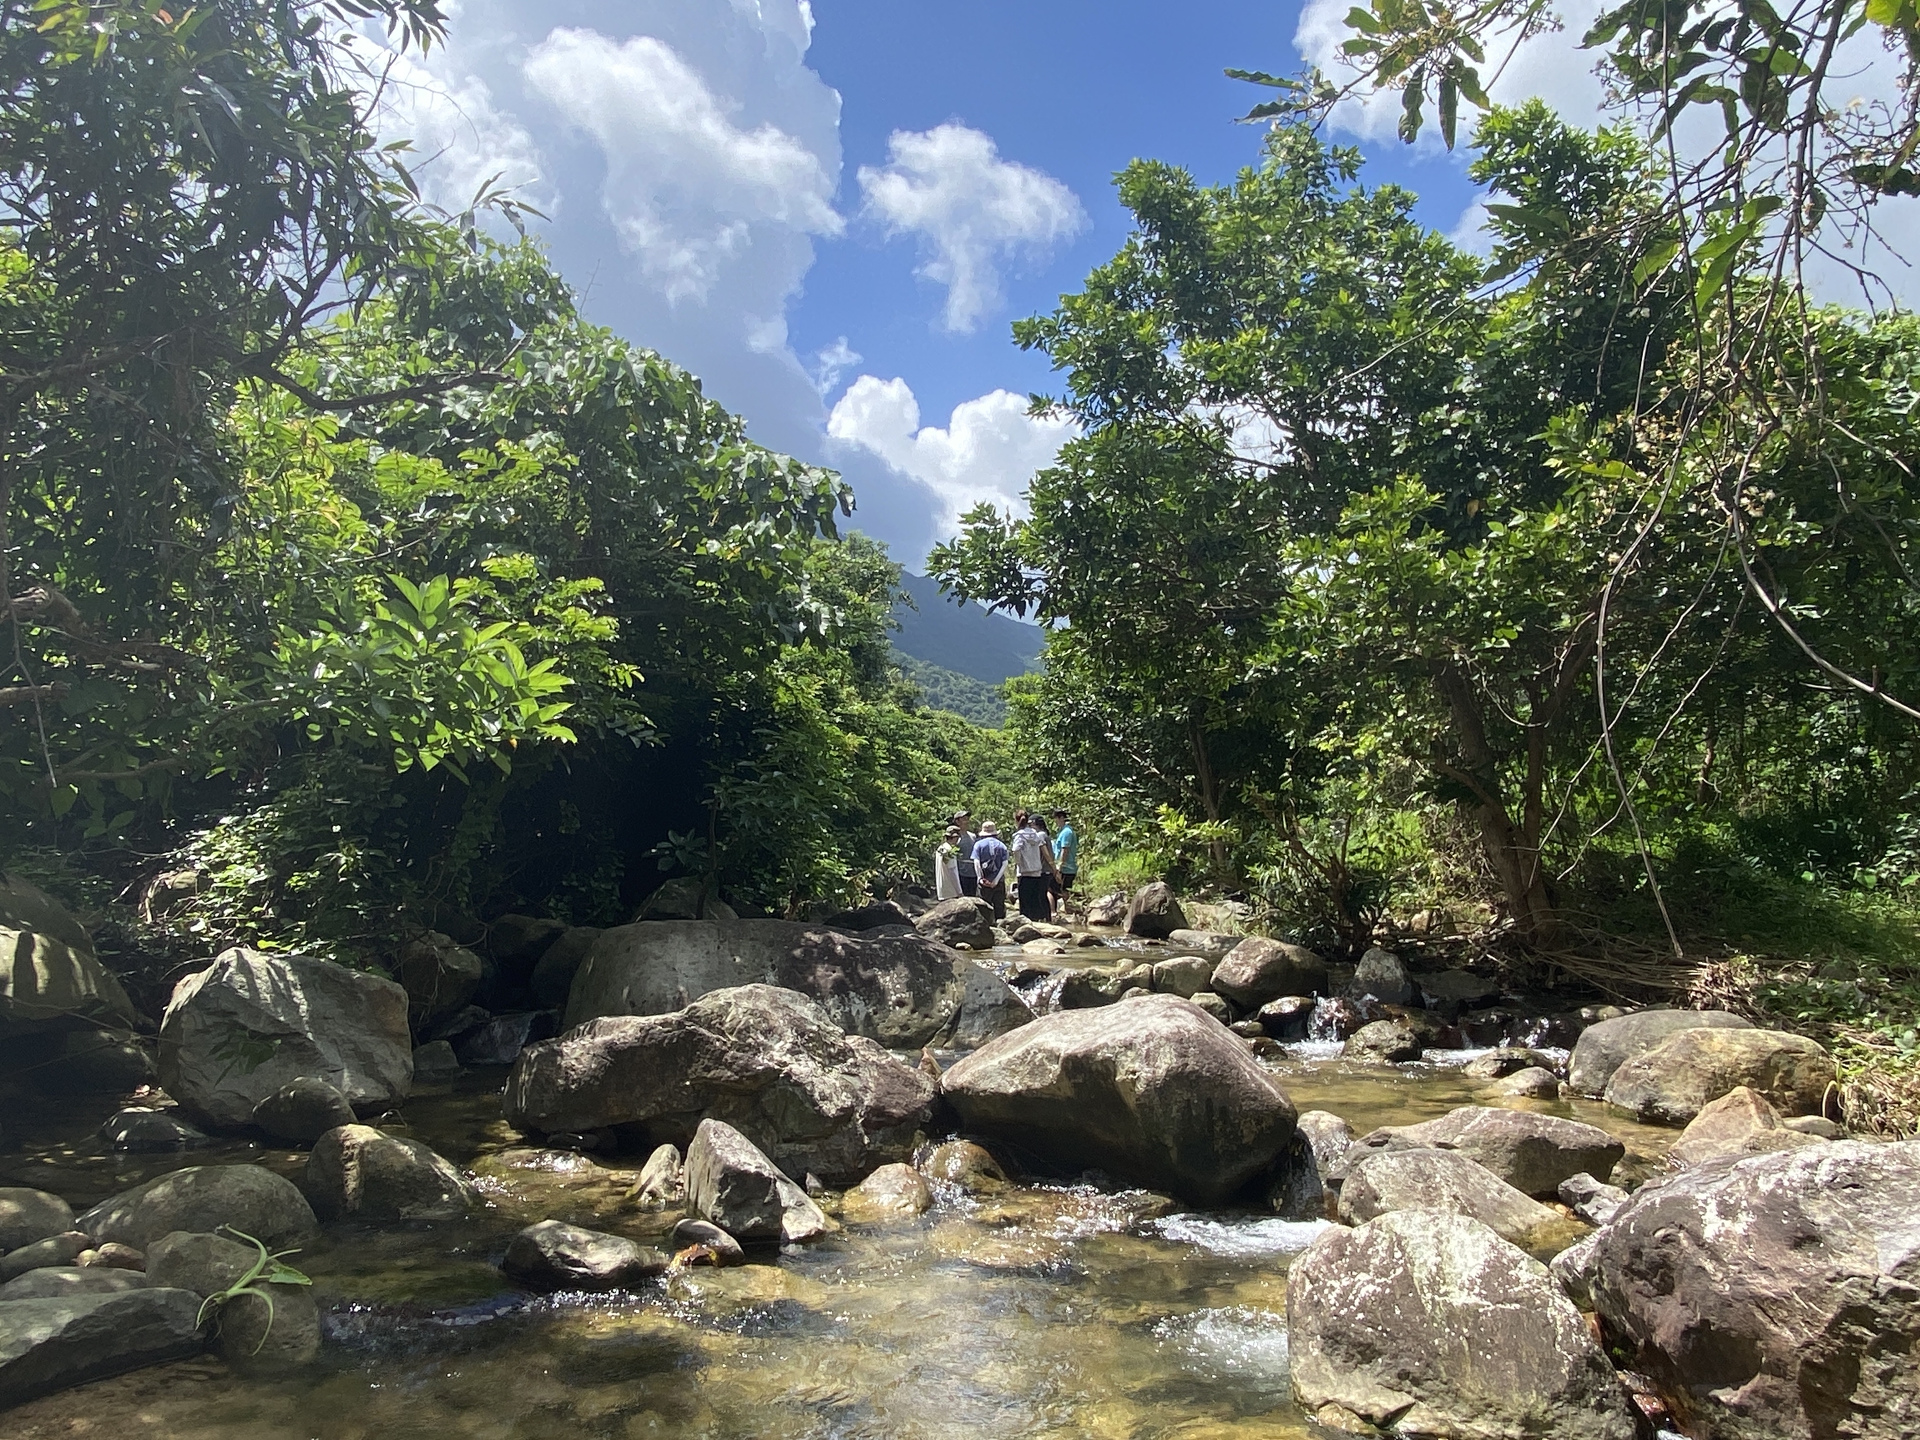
[0, 872, 139, 1039]
[79, 1165, 317, 1251]
[392, 931, 484, 1026]
[1378, 1105, 1625, 1197]
[913, 897, 996, 949]
[684, 1118, 831, 1244]
[1336, 1146, 1564, 1248]
[939, 994, 1298, 1204]
[1123, 882, 1187, 938]
[302, 1125, 474, 1220]
[99, 1108, 211, 1152]
[144, 1229, 320, 1364]
[0, 1268, 150, 1301]
[1603, 1026, 1833, 1125]
[505, 984, 936, 1185]
[1207, 938, 1328, 1010]
[251, 1077, 356, 1147]
[0, 1188, 76, 1251]
[501, 1220, 669, 1291]
[1288, 1210, 1638, 1440]
[1149, 955, 1213, 998]
[1567, 1008, 1754, 1095]
[0, 1288, 205, 1408]
[1342, 1017, 1426, 1063]
[1345, 948, 1413, 1006]
[1588, 1139, 1920, 1440]
[157, 947, 412, 1130]
[529, 926, 603, 1009]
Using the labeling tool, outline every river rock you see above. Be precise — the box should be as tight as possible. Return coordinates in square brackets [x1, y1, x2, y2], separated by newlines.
[393, 931, 485, 1026]
[0, 1287, 205, 1408]
[1558, 1172, 1629, 1226]
[79, 1165, 317, 1250]
[0, 1232, 89, 1283]
[1208, 939, 1328, 1009]
[1165, 929, 1236, 953]
[671, 1217, 746, 1266]
[938, 994, 1298, 1204]
[251, 1077, 356, 1147]
[842, 1163, 932, 1222]
[1084, 892, 1128, 927]
[1186, 991, 1231, 1024]
[144, 1230, 319, 1365]
[410, 1040, 462, 1083]
[1123, 882, 1187, 938]
[1566, 1008, 1754, 1095]
[1288, 1210, 1638, 1440]
[632, 1143, 684, 1208]
[501, 1220, 669, 1291]
[302, 1125, 474, 1220]
[1493, 1066, 1562, 1097]
[918, 1139, 1009, 1193]
[684, 1118, 831, 1244]
[945, 960, 1036, 1047]
[485, 914, 567, 977]
[455, 1010, 560, 1066]
[1463, 1046, 1564, 1079]
[1253, 995, 1315, 1039]
[157, 948, 412, 1130]
[1416, 968, 1502, 1014]
[529, 926, 603, 1009]
[1342, 1017, 1425, 1063]
[1295, 1111, 1355, 1182]
[29, 1030, 156, 1095]
[562, 918, 1020, 1051]
[0, 1267, 150, 1301]
[1588, 1139, 1920, 1439]
[1551, 1230, 1603, 1308]
[1603, 1027, 1833, 1125]
[639, 877, 735, 921]
[1335, 1147, 1563, 1247]
[0, 873, 139, 1040]
[0, 1189, 76, 1251]
[1380, 1106, 1625, 1197]
[1666, 1085, 1829, 1168]
[913, 897, 996, 949]
[96, 1108, 207, 1154]
[1345, 948, 1413, 1006]
[822, 901, 914, 932]
[1149, 955, 1213, 998]
[506, 984, 936, 1185]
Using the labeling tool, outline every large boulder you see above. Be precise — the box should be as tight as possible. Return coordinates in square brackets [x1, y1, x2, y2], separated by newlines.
[0, 1189, 76, 1251]
[1666, 1085, 1829, 1168]
[529, 926, 603, 1009]
[1335, 1146, 1564, 1248]
[1345, 948, 1413, 1006]
[1379, 1106, 1625, 1197]
[1207, 938, 1328, 1010]
[0, 1288, 205, 1408]
[0, 872, 138, 1039]
[393, 932, 484, 1026]
[157, 948, 412, 1129]
[78, 1165, 317, 1251]
[1603, 1027, 1833, 1125]
[1567, 1008, 1754, 1095]
[938, 994, 1298, 1204]
[1342, 1017, 1427, 1063]
[913, 897, 996, 949]
[1123, 882, 1186, 938]
[505, 984, 936, 1185]
[28, 1030, 156, 1095]
[501, 1220, 669, 1291]
[683, 1118, 831, 1244]
[302, 1125, 475, 1220]
[562, 918, 1022, 1051]
[1588, 1140, 1920, 1440]
[1288, 1210, 1638, 1439]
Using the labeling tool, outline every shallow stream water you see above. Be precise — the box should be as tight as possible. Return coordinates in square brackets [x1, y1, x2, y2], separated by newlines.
[3, 944, 1679, 1440]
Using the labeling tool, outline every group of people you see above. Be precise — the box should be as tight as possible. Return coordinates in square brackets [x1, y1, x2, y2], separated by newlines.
[935, 807, 1078, 923]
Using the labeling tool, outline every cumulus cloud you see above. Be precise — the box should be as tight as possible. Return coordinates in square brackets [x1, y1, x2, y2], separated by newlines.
[858, 124, 1087, 333]
[828, 376, 1078, 531]
[524, 28, 842, 305]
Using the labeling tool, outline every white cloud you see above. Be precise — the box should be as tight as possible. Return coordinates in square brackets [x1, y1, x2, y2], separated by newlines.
[524, 28, 842, 305]
[858, 124, 1087, 333]
[828, 376, 1078, 530]
[811, 336, 861, 395]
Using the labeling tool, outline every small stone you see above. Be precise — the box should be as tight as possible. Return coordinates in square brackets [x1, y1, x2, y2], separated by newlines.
[79, 1242, 144, 1271]
[632, 1143, 684, 1208]
[918, 1139, 1009, 1193]
[1255, 995, 1315, 1040]
[1493, 1066, 1563, 1098]
[1463, 1047, 1564, 1079]
[1558, 1173, 1629, 1227]
[1151, 955, 1214, 998]
[1186, 991, 1232, 1023]
[501, 1220, 668, 1291]
[671, 1217, 746, 1266]
[1342, 1018, 1425, 1063]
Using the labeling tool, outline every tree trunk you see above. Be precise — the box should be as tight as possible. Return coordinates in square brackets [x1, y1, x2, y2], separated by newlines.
[1431, 660, 1560, 944]
[1187, 713, 1231, 880]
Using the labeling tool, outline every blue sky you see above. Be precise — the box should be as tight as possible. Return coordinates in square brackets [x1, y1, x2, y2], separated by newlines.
[373, 0, 1908, 571]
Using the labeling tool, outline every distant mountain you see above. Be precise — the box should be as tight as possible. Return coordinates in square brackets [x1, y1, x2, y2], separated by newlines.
[892, 571, 1043, 684]
[893, 653, 1008, 727]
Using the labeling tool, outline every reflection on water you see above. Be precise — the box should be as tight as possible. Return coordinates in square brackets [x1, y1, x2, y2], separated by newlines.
[2, 1045, 1674, 1439]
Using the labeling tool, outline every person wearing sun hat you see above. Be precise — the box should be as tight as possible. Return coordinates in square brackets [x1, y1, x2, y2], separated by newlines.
[972, 821, 1009, 919]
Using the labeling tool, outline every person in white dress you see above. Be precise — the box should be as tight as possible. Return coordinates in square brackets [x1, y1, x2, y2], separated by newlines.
[934, 825, 964, 900]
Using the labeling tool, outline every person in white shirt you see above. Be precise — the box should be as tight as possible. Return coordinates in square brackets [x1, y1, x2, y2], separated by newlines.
[1010, 815, 1058, 921]
[934, 825, 963, 901]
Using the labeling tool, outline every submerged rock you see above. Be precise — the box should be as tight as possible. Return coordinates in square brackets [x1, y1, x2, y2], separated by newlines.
[1566, 1008, 1753, 1095]
[157, 948, 412, 1130]
[302, 1125, 475, 1221]
[98, 1107, 211, 1153]
[1378, 1106, 1625, 1197]
[939, 994, 1298, 1204]
[1603, 1026, 1833, 1125]
[1335, 1147, 1563, 1248]
[1288, 1210, 1638, 1440]
[683, 1118, 831, 1244]
[1588, 1139, 1920, 1440]
[1208, 939, 1327, 1010]
[79, 1165, 317, 1251]
[505, 984, 936, 1186]
[0, 1288, 205, 1408]
[501, 1220, 668, 1291]
[1123, 882, 1186, 939]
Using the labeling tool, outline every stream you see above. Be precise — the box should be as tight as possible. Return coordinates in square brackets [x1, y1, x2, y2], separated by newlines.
[1, 941, 1679, 1440]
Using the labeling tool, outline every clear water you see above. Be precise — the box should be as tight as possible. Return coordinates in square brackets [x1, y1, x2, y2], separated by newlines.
[2, 1033, 1678, 1439]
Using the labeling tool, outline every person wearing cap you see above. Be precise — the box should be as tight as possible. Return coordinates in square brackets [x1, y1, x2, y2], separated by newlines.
[972, 821, 1009, 919]
[951, 810, 980, 898]
[935, 825, 964, 901]
[1051, 808, 1079, 908]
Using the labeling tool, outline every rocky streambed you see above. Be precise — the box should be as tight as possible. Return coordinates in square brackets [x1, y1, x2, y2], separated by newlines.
[2, 885, 1916, 1439]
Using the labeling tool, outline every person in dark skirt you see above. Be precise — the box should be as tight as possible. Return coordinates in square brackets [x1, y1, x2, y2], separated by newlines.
[1011, 812, 1057, 922]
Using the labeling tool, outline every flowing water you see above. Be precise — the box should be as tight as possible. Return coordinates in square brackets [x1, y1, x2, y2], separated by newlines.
[2, 948, 1680, 1440]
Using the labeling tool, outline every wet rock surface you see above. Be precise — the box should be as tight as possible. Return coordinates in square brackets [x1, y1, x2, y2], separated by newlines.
[683, 1118, 831, 1244]
[0, 1288, 204, 1409]
[501, 1220, 669, 1291]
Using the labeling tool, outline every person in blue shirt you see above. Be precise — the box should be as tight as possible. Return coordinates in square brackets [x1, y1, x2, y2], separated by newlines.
[1051, 809, 1079, 908]
[971, 821, 1010, 919]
